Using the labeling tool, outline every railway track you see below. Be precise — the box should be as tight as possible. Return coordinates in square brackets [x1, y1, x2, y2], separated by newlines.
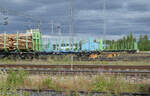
[1, 69, 150, 77]
[0, 64, 150, 70]
[2, 89, 149, 96]
[0, 64, 150, 77]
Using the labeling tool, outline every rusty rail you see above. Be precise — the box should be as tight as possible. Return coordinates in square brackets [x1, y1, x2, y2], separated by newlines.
[0, 64, 150, 70]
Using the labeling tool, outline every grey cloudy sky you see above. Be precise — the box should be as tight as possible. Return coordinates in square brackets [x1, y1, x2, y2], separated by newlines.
[0, 0, 150, 40]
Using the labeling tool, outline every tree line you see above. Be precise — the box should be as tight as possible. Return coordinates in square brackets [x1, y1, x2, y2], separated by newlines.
[138, 35, 150, 51]
[105, 33, 150, 51]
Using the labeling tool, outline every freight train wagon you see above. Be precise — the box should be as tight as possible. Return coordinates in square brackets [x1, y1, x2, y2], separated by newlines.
[0, 29, 138, 59]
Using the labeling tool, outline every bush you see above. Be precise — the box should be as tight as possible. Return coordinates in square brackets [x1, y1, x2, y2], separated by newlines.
[7, 69, 28, 88]
[42, 77, 54, 89]
[91, 75, 136, 95]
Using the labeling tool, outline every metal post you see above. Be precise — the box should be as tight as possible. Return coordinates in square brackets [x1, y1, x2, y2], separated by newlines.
[71, 55, 73, 70]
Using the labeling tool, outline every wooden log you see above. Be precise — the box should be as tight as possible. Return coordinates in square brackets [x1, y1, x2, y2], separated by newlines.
[0, 33, 34, 50]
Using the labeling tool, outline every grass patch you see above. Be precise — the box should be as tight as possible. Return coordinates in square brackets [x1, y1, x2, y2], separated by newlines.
[0, 70, 149, 95]
[0, 55, 150, 65]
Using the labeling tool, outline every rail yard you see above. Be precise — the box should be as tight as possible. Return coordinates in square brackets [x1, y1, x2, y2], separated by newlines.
[1, 0, 150, 96]
[0, 64, 150, 78]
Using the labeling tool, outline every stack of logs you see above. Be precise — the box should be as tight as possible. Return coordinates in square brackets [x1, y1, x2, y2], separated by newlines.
[0, 33, 33, 51]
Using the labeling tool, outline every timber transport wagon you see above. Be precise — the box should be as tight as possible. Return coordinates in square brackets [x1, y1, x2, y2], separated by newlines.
[0, 29, 139, 59]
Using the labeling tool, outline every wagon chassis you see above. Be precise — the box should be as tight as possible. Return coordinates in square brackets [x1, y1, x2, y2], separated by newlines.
[0, 49, 137, 60]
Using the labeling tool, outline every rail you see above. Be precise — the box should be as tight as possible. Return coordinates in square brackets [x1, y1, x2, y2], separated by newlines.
[0, 64, 150, 70]
[1, 89, 149, 96]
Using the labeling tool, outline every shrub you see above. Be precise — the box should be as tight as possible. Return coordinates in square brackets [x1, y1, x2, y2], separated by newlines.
[42, 77, 54, 89]
[7, 69, 28, 88]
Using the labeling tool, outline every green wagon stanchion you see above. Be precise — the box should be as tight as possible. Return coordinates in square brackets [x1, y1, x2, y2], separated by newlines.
[46, 38, 48, 50]
[55, 39, 58, 51]
[57, 39, 59, 51]
[77, 40, 80, 52]
[97, 39, 99, 51]
[70, 39, 73, 51]
[79, 40, 81, 52]
[65, 39, 67, 52]
[35, 30, 38, 51]
[109, 42, 112, 51]
[72, 39, 74, 51]
[69, 39, 71, 51]
[88, 39, 90, 51]
[31, 29, 42, 52]
[58, 39, 60, 51]
[65, 39, 68, 52]
[74, 39, 76, 51]
[90, 39, 92, 51]
[31, 29, 35, 51]
[134, 42, 138, 51]
[76, 40, 79, 52]
[81, 40, 83, 52]
[48, 40, 51, 51]
[40, 36, 43, 52]
[4, 32, 8, 52]
[82, 40, 86, 52]
[32, 30, 35, 51]
[39, 32, 42, 51]
[62, 39, 65, 52]
[59, 39, 61, 52]
[100, 39, 103, 51]
[94, 39, 96, 51]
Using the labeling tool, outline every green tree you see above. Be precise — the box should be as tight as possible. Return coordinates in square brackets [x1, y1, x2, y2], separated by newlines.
[143, 35, 150, 51]
[138, 35, 144, 51]
[138, 34, 150, 51]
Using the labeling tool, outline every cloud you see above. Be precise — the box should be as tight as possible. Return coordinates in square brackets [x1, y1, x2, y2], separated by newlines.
[0, 0, 150, 39]
[11, 0, 28, 4]
[76, 10, 104, 20]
